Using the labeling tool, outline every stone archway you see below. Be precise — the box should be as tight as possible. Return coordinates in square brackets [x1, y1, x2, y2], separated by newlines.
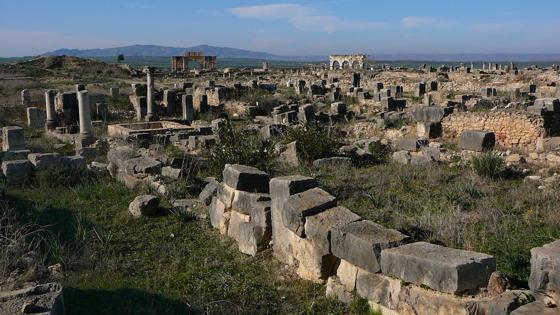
[332, 60, 340, 70]
[329, 54, 368, 71]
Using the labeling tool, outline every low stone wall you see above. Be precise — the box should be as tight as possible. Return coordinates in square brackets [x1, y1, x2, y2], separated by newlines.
[209, 164, 272, 256]
[203, 165, 559, 314]
[442, 111, 545, 150]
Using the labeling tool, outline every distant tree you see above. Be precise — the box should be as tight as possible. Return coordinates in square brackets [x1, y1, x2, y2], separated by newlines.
[117, 54, 125, 63]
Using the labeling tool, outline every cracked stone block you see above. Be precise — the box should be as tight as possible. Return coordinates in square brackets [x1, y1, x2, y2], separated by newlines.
[331, 220, 408, 273]
[381, 242, 496, 294]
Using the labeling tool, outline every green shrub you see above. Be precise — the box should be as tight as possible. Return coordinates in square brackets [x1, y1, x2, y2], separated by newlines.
[35, 166, 101, 188]
[281, 127, 342, 162]
[471, 152, 504, 179]
[384, 116, 409, 129]
[204, 124, 275, 180]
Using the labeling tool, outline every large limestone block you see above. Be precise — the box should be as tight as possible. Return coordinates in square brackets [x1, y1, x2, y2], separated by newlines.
[356, 268, 403, 310]
[336, 259, 359, 292]
[123, 157, 162, 175]
[1, 160, 32, 185]
[27, 153, 61, 171]
[326, 276, 354, 304]
[400, 285, 484, 315]
[381, 242, 496, 294]
[458, 130, 496, 151]
[2, 126, 25, 152]
[231, 190, 270, 215]
[487, 290, 535, 315]
[269, 175, 318, 264]
[223, 164, 269, 193]
[217, 182, 236, 208]
[227, 211, 250, 241]
[410, 105, 448, 123]
[209, 197, 230, 235]
[304, 206, 361, 253]
[237, 221, 266, 256]
[295, 237, 337, 281]
[107, 146, 138, 169]
[248, 200, 271, 229]
[529, 240, 560, 292]
[198, 179, 218, 205]
[331, 220, 408, 273]
[282, 187, 336, 237]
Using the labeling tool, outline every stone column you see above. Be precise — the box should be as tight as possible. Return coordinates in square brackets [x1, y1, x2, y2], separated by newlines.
[77, 90, 94, 137]
[144, 67, 156, 121]
[182, 94, 194, 123]
[45, 89, 57, 130]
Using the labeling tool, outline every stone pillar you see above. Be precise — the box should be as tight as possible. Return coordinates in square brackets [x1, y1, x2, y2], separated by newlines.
[21, 89, 31, 106]
[2, 126, 25, 152]
[77, 90, 94, 137]
[45, 89, 57, 130]
[182, 94, 194, 123]
[144, 67, 156, 121]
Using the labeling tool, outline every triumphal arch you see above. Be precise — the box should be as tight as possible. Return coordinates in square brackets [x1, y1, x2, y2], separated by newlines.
[171, 51, 217, 72]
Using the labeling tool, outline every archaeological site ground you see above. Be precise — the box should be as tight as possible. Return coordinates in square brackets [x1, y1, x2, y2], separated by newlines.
[2, 7, 560, 313]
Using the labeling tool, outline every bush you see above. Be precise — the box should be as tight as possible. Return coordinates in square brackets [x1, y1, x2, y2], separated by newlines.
[204, 124, 275, 180]
[281, 127, 342, 162]
[35, 166, 101, 188]
[471, 152, 504, 179]
[384, 116, 409, 129]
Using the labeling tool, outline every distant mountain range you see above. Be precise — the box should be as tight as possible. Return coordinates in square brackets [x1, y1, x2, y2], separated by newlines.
[43, 44, 325, 62]
[43, 45, 560, 62]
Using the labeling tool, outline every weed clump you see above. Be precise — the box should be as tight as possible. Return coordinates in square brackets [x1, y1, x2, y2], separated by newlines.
[281, 127, 342, 162]
[471, 152, 504, 179]
[205, 124, 275, 180]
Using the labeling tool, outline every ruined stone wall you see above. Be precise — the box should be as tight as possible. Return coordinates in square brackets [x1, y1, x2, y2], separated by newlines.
[442, 111, 545, 150]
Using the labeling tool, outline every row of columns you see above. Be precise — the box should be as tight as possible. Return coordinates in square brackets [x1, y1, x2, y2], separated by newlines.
[44, 89, 94, 141]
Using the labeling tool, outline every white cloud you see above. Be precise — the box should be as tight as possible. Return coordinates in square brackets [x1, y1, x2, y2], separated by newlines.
[230, 3, 384, 33]
[229, 4, 306, 19]
[401, 17, 449, 29]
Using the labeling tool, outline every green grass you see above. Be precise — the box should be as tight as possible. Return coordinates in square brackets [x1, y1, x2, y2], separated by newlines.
[309, 162, 560, 284]
[2, 177, 347, 314]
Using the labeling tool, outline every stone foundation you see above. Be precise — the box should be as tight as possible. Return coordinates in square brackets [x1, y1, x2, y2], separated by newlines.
[442, 111, 547, 150]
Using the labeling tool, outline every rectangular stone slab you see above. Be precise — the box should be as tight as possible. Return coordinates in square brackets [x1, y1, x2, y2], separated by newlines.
[282, 187, 336, 237]
[529, 240, 560, 291]
[304, 206, 360, 253]
[331, 220, 407, 273]
[223, 164, 269, 193]
[380, 242, 496, 294]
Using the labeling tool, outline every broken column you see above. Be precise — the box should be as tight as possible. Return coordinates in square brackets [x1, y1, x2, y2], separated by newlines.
[45, 89, 57, 130]
[77, 90, 95, 147]
[144, 66, 156, 121]
[21, 89, 31, 106]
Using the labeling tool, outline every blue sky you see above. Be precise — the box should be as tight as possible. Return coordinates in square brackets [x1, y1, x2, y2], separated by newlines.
[1, 0, 559, 57]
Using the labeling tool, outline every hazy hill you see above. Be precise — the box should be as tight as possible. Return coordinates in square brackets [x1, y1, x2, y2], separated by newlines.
[44, 45, 326, 62]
